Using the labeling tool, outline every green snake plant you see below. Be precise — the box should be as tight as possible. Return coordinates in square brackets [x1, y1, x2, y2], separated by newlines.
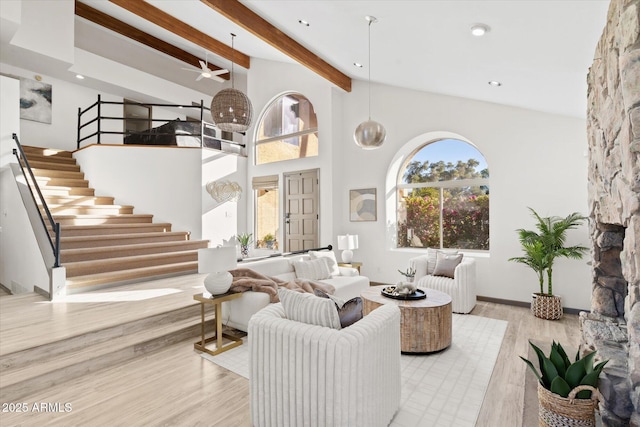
[520, 341, 608, 398]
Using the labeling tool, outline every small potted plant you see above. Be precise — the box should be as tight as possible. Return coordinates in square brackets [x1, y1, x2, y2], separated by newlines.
[236, 233, 253, 258]
[263, 233, 276, 249]
[520, 341, 607, 426]
[509, 208, 587, 320]
[398, 267, 416, 283]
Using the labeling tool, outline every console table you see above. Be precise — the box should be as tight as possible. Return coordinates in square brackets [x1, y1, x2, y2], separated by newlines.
[193, 292, 243, 356]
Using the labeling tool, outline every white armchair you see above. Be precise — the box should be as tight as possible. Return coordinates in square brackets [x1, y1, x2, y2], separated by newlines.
[410, 250, 477, 314]
[249, 303, 401, 427]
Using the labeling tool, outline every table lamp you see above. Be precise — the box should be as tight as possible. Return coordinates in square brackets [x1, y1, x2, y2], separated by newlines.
[198, 246, 237, 295]
[337, 234, 359, 263]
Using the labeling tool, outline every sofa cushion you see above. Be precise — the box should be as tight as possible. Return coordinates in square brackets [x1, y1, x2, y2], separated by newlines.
[293, 258, 332, 280]
[314, 289, 363, 328]
[309, 250, 340, 276]
[272, 272, 297, 282]
[278, 288, 341, 329]
[433, 252, 463, 278]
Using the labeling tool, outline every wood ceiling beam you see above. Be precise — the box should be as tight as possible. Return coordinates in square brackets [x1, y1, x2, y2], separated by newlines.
[200, 0, 352, 92]
[109, 0, 251, 70]
[75, 1, 229, 79]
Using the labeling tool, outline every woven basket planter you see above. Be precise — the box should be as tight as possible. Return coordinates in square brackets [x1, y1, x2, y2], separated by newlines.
[531, 293, 563, 320]
[538, 384, 600, 427]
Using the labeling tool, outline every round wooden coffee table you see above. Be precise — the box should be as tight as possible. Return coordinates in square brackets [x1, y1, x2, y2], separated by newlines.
[361, 285, 452, 353]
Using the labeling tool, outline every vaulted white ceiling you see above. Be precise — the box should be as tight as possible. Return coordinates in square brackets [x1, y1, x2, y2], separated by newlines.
[13, 1, 613, 118]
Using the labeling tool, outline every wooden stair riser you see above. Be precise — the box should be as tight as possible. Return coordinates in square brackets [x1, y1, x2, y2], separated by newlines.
[24, 159, 80, 172]
[50, 223, 173, 237]
[0, 305, 211, 402]
[61, 241, 208, 263]
[21, 145, 73, 159]
[60, 232, 190, 250]
[65, 251, 199, 277]
[31, 168, 84, 180]
[34, 177, 89, 188]
[53, 214, 153, 226]
[40, 186, 95, 197]
[44, 205, 134, 215]
[42, 196, 115, 206]
[65, 262, 198, 289]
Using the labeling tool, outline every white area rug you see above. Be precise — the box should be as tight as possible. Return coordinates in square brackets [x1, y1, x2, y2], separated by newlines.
[201, 314, 507, 427]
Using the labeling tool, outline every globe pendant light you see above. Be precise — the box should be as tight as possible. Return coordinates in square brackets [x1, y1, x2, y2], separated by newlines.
[211, 33, 253, 133]
[354, 15, 386, 150]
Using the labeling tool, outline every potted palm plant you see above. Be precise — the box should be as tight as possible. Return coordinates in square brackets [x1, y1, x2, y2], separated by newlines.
[521, 341, 607, 426]
[509, 208, 588, 319]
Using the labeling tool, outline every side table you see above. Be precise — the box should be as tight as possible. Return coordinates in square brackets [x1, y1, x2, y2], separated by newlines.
[193, 292, 243, 356]
[338, 261, 362, 273]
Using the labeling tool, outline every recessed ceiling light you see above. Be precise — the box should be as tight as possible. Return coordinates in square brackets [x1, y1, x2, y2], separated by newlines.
[75, 74, 85, 80]
[470, 24, 490, 37]
[354, 62, 363, 68]
[298, 19, 309, 26]
[488, 81, 502, 87]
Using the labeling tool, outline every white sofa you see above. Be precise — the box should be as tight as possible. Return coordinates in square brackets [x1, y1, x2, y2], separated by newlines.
[249, 302, 401, 427]
[409, 250, 477, 314]
[222, 253, 369, 332]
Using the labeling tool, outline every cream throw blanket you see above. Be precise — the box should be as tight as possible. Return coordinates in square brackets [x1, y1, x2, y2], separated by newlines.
[229, 268, 335, 303]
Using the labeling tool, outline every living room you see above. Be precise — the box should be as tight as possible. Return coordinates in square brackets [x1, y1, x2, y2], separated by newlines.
[1, 1, 637, 426]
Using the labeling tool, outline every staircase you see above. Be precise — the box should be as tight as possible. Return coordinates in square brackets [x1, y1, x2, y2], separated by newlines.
[21, 145, 209, 291]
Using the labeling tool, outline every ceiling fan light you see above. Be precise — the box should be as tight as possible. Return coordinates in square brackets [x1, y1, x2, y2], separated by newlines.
[470, 24, 490, 37]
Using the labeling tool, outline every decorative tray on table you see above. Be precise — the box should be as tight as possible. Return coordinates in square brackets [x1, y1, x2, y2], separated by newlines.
[381, 286, 427, 300]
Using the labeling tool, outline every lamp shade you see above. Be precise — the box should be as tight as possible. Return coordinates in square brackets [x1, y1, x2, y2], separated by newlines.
[210, 88, 253, 133]
[337, 235, 359, 250]
[198, 246, 237, 273]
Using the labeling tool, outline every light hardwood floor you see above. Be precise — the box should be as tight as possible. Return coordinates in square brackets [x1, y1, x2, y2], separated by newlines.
[0, 277, 581, 427]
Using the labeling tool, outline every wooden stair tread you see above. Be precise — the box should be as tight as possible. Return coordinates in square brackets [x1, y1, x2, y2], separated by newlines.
[22, 145, 73, 158]
[61, 231, 188, 244]
[61, 240, 208, 262]
[42, 196, 115, 205]
[65, 262, 199, 289]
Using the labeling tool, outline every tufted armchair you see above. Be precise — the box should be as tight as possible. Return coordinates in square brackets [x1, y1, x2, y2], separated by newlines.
[409, 249, 477, 314]
[248, 302, 401, 427]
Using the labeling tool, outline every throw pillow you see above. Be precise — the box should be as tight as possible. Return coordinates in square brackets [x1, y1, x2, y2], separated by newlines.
[278, 288, 341, 329]
[309, 250, 340, 276]
[314, 289, 364, 328]
[432, 252, 463, 279]
[293, 258, 332, 280]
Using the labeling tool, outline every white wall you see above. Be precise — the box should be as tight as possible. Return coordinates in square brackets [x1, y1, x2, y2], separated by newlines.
[246, 58, 590, 309]
[336, 79, 591, 310]
[0, 75, 49, 292]
[247, 59, 339, 248]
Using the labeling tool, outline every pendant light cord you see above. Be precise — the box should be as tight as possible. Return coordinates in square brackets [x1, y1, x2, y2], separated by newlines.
[368, 19, 372, 121]
[230, 33, 236, 89]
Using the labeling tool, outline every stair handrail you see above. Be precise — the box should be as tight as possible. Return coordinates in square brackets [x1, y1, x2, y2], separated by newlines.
[11, 134, 61, 268]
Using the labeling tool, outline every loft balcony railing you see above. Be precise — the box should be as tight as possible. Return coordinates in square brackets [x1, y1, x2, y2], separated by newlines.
[76, 95, 246, 155]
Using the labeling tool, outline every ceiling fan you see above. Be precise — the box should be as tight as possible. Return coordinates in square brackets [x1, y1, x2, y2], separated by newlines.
[182, 55, 227, 82]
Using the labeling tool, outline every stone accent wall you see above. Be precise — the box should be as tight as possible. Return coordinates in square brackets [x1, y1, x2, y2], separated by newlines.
[583, 0, 640, 425]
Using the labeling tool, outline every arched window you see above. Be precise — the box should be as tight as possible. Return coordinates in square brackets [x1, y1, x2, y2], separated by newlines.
[397, 138, 489, 250]
[255, 93, 318, 165]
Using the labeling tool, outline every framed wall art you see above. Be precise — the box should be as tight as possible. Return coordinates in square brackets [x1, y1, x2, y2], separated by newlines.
[20, 77, 52, 124]
[349, 188, 377, 222]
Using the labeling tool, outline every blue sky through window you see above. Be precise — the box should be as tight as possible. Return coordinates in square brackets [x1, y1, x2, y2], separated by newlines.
[411, 139, 488, 172]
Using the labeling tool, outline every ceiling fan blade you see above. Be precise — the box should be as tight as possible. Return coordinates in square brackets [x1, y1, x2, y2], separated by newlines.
[196, 73, 205, 81]
[209, 69, 229, 76]
[207, 75, 225, 83]
[181, 68, 200, 73]
[199, 60, 208, 71]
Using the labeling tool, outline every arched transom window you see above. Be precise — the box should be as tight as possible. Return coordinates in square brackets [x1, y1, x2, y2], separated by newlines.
[397, 138, 490, 250]
[255, 93, 318, 165]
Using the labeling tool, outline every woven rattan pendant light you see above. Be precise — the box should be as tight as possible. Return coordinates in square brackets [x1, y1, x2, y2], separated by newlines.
[211, 33, 253, 133]
[353, 16, 386, 150]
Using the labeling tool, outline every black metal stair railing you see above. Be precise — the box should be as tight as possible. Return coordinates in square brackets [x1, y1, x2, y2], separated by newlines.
[11, 133, 61, 268]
